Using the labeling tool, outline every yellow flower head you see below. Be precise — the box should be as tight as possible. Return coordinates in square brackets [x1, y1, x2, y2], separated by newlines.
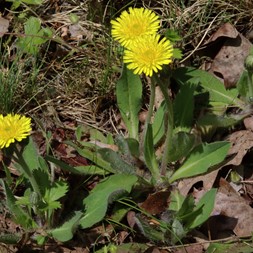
[0, 114, 32, 149]
[111, 7, 160, 47]
[123, 34, 173, 77]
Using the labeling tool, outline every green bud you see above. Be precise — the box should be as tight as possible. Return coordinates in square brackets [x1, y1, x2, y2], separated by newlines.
[244, 54, 253, 72]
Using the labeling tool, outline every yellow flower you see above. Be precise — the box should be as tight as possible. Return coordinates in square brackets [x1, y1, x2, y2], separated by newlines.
[0, 114, 32, 148]
[123, 34, 173, 77]
[111, 7, 160, 47]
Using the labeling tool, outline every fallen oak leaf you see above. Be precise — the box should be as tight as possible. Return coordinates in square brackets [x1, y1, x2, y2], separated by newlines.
[213, 178, 253, 237]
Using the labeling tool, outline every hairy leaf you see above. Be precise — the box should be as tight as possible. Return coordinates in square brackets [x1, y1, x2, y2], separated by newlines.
[116, 65, 142, 140]
[79, 174, 137, 228]
[50, 211, 83, 242]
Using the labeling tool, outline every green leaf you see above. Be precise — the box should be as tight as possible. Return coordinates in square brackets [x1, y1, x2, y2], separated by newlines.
[164, 29, 182, 43]
[173, 67, 244, 108]
[16, 137, 39, 175]
[237, 70, 250, 98]
[79, 174, 137, 229]
[171, 219, 186, 243]
[169, 141, 230, 183]
[0, 233, 22, 244]
[44, 181, 68, 203]
[125, 138, 140, 158]
[143, 124, 159, 180]
[167, 132, 195, 163]
[45, 155, 108, 175]
[198, 113, 239, 128]
[177, 195, 195, 218]
[116, 65, 142, 140]
[65, 141, 114, 173]
[17, 17, 52, 54]
[152, 100, 166, 145]
[169, 190, 185, 212]
[174, 83, 195, 132]
[22, 0, 42, 4]
[206, 243, 232, 253]
[50, 211, 83, 242]
[187, 188, 217, 229]
[135, 214, 165, 242]
[95, 243, 149, 253]
[0, 179, 36, 229]
[98, 148, 136, 174]
[173, 48, 183, 59]
[32, 169, 50, 196]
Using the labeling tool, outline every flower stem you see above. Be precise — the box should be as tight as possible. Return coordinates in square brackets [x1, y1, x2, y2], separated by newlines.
[153, 73, 174, 176]
[144, 77, 156, 131]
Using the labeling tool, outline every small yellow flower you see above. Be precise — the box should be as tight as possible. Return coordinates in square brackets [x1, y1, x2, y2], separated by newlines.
[0, 114, 32, 148]
[111, 7, 160, 47]
[123, 34, 173, 77]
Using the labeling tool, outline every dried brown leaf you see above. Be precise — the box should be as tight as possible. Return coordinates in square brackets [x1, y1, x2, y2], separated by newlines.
[0, 16, 9, 38]
[204, 23, 252, 88]
[140, 191, 170, 215]
[213, 178, 253, 237]
[226, 130, 253, 166]
[178, 170, 219, 196]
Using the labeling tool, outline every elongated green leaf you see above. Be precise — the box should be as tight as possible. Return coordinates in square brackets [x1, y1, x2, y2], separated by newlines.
[79, 174, 137, 229]
[14, 137, 39, 177]
[116, 65, 142, 140]
[169, 141, 230, 183]
[22, 0, 42, 4]
[45, 155, 109, 175]
[65, 141, 114, 173]
[187, 188, 217, 229]
[0, 179, 36, 229]
[50, 211, 83, 242]
[169, 190, 185, 212]
[143, 124, 159, 180]
[174, 83, 194, 132]
[198, 113, 239, 128]
[0, 233, 21, 244]
[98, 148, 136, 174]
[173, 67, 244, 108]
[237, 70, 249, 98]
